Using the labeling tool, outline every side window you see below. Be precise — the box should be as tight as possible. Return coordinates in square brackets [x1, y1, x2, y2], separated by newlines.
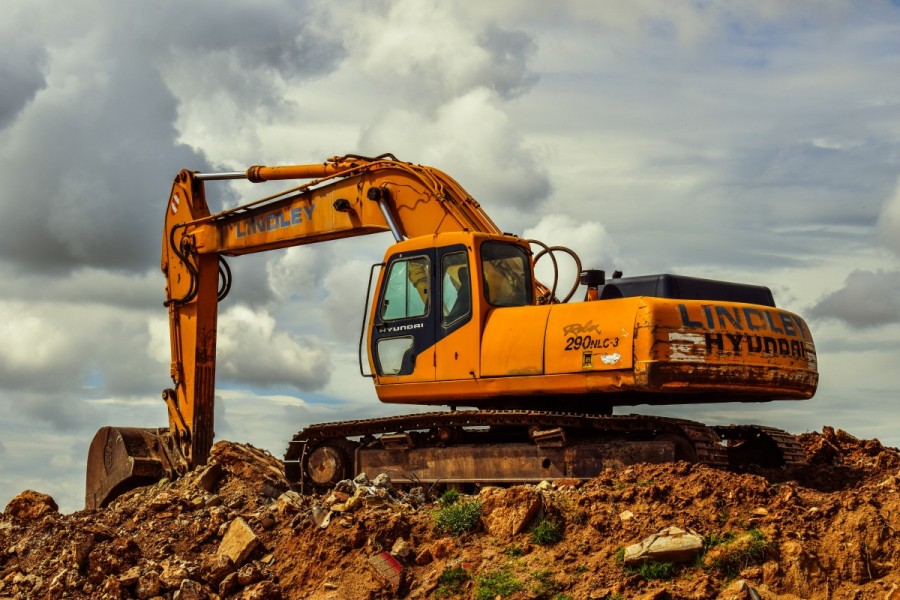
[376, 337, 414, 375]
[380, 256, 430, 320]
[441, 252, 470, 327]
[481, 242, 533, 307]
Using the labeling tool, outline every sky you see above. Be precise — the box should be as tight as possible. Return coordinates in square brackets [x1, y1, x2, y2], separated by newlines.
[2, 0, 900, 514]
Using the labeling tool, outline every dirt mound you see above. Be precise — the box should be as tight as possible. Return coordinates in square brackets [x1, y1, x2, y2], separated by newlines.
[1, 429, 899, 599]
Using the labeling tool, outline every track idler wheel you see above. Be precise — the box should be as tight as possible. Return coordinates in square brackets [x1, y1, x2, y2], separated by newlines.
[85, 427, 175, 510]
[654, 432, 699, 462]
[303, 438, 356, 493]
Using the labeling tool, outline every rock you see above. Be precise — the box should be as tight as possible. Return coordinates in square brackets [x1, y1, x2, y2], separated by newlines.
[119, 566, 142, 587]
[4, 490, 58, 521]
[274, 491, 304, 515]
[135, 571, 161, 599]
[173, 579, 207, 600]
[259, 514, 276, 530]
[623, 526, 704, 565]
[195, 464, 223, 493]
[311, 506, 332, 528]
[199, 553, 234, 587]
[480, 487, 542, 540]
[372, 473, 393, 489]
[160, 560, 191, 590]
[391, 537, 412, 559]
[237, 561, 264, 586]
[414, 547, 433, 566]
[619, 510, 635, 522]
[242, 580, 283, 600]
[219, 572, 239, 597]
[258, 480, 286, 499]
[430, 539, 452, 560]
[718, 579, 764, 600]
[149, 491, 177, 511]
[217, 517, 260, 567]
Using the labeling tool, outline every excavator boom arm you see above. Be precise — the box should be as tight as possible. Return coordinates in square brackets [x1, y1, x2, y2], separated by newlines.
[87, 154, 502, 508]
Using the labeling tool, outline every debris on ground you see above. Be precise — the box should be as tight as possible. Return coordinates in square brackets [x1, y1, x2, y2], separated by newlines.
[1, 427, 899, 599]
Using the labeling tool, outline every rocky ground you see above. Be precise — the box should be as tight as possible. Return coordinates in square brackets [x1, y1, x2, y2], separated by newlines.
[2, 427, 899, 599]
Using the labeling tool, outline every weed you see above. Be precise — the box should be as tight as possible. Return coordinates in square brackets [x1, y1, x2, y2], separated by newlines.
[530, 517, 564, 545]
[613, 547, 626, 565]
[435, 566, 469, 597]
[555, 595, 575, 600]
[573, 564, 589, 575]
[705, 531, 736, 548]
[705, 528, 775, 578]
[434, 498, 482, 536]
[504, 544, 525, 558]
[439, 488, 461, 507]
[530, 569, 562, 598]
[474, 568, 523, 600]
[629, 560, 678, 580]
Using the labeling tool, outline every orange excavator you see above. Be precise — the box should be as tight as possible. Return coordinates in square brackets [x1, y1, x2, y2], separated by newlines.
[85, 154, 818, 509]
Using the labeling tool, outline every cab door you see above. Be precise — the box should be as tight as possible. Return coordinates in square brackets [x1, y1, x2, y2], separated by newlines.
[370, 250, 437, 382]
[435, 245, 479, 381]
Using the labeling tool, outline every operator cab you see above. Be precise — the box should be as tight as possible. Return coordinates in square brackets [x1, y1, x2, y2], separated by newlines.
[368, 232, 532, 384]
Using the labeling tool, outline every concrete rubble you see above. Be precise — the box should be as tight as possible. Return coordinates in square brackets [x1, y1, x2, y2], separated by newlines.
[623, 526, 705, 565]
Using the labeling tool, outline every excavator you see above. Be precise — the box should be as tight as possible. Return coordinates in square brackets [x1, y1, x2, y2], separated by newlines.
[85, 154, 818, 509]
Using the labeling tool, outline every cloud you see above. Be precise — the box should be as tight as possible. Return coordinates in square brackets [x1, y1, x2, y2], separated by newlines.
[334, 0, 538, 109]
[809, 269, 900, 327]
[877, 177, 900, 257]
[360, 89, 552, 226]
[215, 304, 331, 390]
[0, 1, 349, 274]
[0, 6, 47, 129]
[523, 214, 620, 298]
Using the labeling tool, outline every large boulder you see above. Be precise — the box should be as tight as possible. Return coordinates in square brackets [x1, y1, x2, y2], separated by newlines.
[624, 526, 704, 565]
[479, 486, 542, 541]
[4, 490, 59, 521]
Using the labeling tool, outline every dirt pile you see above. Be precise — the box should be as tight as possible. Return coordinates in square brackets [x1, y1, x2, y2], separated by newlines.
[2, 428, 899, 599]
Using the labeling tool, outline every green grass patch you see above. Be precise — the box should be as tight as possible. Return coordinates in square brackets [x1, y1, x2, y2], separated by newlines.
[704, 528, 775, 578]
[434, 566, 469, 597]
[504, 544, 525, 558]
[474, 568, 524, 600]
[529, 516, 564, 545]
[630, 560, 678, 580]
[439, 488, 461, 507]
[434, 498, 482, 536]
[530, 569, 563, 598]
[705, 531, 737, 549]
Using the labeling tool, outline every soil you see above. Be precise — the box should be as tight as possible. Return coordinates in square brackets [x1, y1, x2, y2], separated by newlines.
[2, 426, 899, 599]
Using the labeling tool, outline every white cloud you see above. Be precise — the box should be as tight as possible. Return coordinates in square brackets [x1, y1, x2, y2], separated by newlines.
[216, 304, 331, 390]
[523, 214, 620, 299]
[360, 88, 551, 229]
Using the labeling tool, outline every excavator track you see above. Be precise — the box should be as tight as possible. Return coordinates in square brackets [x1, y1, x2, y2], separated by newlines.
[283, 410, 730, 493]
[713, 424, 806, 468]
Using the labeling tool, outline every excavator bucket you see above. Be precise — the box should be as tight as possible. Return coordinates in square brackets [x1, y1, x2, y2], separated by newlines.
[85, 426, 176, 510]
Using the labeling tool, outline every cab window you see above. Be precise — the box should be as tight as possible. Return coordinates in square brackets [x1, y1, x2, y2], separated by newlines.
[380, 256, 430, 320]
[481, 242, 532, 307]
[441, 252, 470, 326]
